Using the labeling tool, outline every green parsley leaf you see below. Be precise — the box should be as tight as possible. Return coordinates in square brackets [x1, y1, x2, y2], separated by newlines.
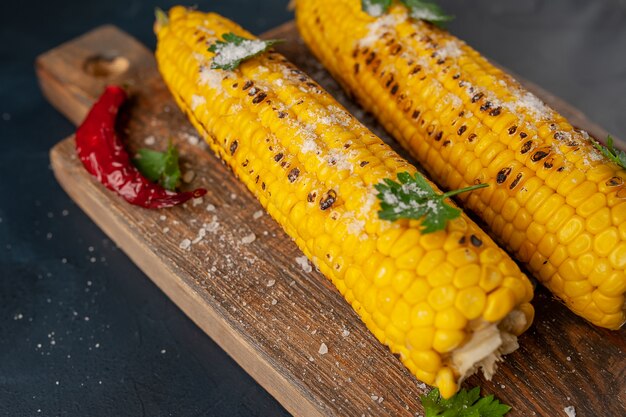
[402, 0, 454, 27]
[134, 141, 181, 191]
[421, 387, 511, 417]
[208, 32, 283, 71]
[374, 172, 488, 234]
[361, 0, 454, 26]
[592, 135, 626, 170]
[362, 0, 392, 17]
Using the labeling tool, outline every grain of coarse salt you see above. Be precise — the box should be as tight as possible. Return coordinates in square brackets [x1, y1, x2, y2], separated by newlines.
[191, 95, 206, 111]
[199, 67, 224, 93]
[341, 329, 350, 337]
[181, 132, 200, 146]
[563, 406, 576, 417]
[252, 210, 263, 220]
[179, 239, 192, 250]
[211, 38, 268, 68]
[359, 11, 406, 48]
[241, 233, 256, 244]
[205, 216, 220, 233]
[192, 227, 207, 244]
[206, 203, 216, 212]
[363, 0, 384, 16]
[318, 343, 328, 355]
[192, 197, 204, 207]
[295, 256, 313, 273]
[437, 40, 463, 59]
[144, 136, 156, 146]
[266, 279, 276, 287]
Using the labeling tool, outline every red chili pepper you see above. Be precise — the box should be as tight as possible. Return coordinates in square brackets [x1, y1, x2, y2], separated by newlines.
[75, 85, 206, 208]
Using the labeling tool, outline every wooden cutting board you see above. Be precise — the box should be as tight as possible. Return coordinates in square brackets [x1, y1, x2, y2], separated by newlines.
[36, 22, 625, 417]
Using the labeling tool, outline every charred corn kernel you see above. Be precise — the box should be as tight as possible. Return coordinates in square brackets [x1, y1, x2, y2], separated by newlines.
[296, 0, 625, 329]
[159, 6, 534, 398]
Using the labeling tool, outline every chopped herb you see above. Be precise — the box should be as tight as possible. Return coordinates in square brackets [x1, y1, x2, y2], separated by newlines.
[421, 387, 511, 417]
[208, 33, 283, 71]
[154, 7, 169, 29]
[362, 0, 454, 27]
[592, 135, 626, 170]
[375, 172, 487, 234]
[361, 0, 392, 17]
[403, 0, 454, 26]
[134, 141, 181, 191]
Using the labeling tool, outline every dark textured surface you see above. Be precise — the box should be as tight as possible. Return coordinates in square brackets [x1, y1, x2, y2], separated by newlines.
[1, 1, 625, 416]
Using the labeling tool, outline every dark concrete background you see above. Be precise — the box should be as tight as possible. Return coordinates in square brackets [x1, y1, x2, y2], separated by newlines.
[1, 1, 624, 416]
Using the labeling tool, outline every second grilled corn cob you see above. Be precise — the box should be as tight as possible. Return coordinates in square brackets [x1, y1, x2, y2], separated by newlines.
[295, 0, 626, 329]
[155, 6, 534, 398]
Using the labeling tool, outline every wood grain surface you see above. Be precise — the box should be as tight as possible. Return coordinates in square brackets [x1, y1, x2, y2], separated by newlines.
[36, 22, 625, 417]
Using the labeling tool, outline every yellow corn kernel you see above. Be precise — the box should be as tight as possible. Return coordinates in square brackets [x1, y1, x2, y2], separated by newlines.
[373, 258, 396, 288]
[433, 329, 466, 353]
[390, 299, 412, 331]
[557, 216, 584, 245]
[479, 265, 503, 292]
[376, 227, 403, 256]
[434, 308, 468, 330]
[428, 286, 457, 311]
[599, 272, 626, 297]
[435, 368, 458, 400]
[410, 349, 442, 374]
[410, 302, 436, 327]
[395, 246, 425, 270]
[450, 263, 480, 289]
[297, 0, 626, 330]
[609, 243, 626, 269]
[407, 327, 435, 351]
[563, 280, 594, 299]
[162, 5, 536, 401]
[416, 250, 446, 276]
[427, 263, 455, 287]
[376, 286, 398, 315]
[483, 288, 516, 322]
[594, 228, 619, 257]
[455, 287, 487, 320]
[592, 290, 624, 314]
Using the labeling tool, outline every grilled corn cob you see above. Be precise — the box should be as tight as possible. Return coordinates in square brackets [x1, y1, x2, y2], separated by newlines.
[295, 0, 626, 329]
[155, 6, 534, 398]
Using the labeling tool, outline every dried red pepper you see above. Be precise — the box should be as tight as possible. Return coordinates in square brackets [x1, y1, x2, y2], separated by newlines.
[75, 85, 206, 208]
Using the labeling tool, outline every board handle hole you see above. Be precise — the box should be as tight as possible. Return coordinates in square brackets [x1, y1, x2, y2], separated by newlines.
[84, 54, 129, 78]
